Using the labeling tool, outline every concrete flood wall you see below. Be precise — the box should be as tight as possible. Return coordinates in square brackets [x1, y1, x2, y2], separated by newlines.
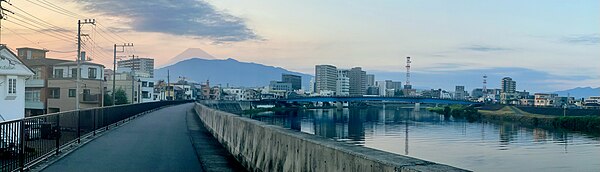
[194, 103, 469, 172]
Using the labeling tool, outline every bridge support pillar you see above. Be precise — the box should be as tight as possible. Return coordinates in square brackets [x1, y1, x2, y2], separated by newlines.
[335, 102, 343, 109]
[414, 103, 421, 111]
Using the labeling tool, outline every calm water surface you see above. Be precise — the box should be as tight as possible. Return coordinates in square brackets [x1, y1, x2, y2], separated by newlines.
[245, 107, 600, 172]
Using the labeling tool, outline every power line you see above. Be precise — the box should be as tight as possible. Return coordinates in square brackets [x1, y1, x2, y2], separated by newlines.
[10, 14, 74, 38]
[5, 19, 73, 42]
[10, 4, 76, 34]
[23, 0, 78, 18]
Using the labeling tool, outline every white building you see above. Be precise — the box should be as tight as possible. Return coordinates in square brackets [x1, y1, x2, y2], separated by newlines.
[0, 46, 34, 121]
[139, 77, 156, 103]
[117, 58, 154, 78]
[336, 69, 349, 96]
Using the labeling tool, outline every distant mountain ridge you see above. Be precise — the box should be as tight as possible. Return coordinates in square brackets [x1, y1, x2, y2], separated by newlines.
[553, 87, 600, 99]
[160, 48, 216, 68]
[155, 58, 313, 89]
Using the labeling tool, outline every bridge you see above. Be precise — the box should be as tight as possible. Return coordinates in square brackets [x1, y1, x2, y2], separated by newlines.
[0, 101, 468, 172]
[282, 96, 480, 105]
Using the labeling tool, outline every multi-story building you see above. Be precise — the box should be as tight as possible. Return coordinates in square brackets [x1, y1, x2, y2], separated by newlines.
[501, 77, 516, 93]
[348, 67, 367, 96]
[47, 61, 105, 113]
[0, 45, 35, 120]
[117, 58, 154, 78]
[500, 77, 517, 104]
[282, 74, 301, 91]
[315, 65, 337, 94]
[17, 47, 106, 114]
[454, 86, 468, 99]
[336, 69, 350, 96]
[366, 74, 375, 87]
[534, 93, 558, 107]
[17, 48, 72, 116]
[106, 72, 141, 104]
[269, 81, 293, 92]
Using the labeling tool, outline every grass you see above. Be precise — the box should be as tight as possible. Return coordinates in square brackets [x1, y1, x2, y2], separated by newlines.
[479, 106, 600, 133]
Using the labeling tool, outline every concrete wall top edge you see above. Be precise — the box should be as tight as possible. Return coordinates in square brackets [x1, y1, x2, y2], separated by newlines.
[195, 102, 470, 172]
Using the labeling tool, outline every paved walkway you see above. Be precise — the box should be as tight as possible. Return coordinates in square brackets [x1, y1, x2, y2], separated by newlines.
[43, 103, 202, 172]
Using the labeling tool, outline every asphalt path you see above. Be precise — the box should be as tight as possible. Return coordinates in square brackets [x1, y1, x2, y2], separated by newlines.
[43, 103, 202, 172]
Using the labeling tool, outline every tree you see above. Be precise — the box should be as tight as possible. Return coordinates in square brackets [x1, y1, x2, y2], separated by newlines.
[114, 88, 129, 105]
[104, 93, 113, 106]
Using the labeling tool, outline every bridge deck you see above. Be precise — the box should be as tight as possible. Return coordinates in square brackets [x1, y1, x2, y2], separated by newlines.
[41, 103, 210, 172]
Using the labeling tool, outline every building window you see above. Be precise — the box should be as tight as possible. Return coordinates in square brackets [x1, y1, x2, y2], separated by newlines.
[142, 81, 147, 87]
[88, 68, 97, 79]
[71, 68, 78, 78]
[83, 89, 90, 95]
[54, 69, 64, 78]
[32, 67, 42, 79]
[7, 77, 17, 95]
[69, 89, 76, 97]
[148, 82, 154, 87]
[25, 90, 41, 102]
[49, 88, 60, 99]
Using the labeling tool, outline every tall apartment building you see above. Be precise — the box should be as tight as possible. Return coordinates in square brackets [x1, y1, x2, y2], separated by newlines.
[454, 86, 468, 99]
[282, 74, 301, 90]
[117, 58, 154, 78]
[336, 69, 350, 96]
[500, 77, 517, 104]
[348, 67, 367, 96]
[366, 74, 375, 87]
[501, 77, 516, 93]
[315, 65, 337, 93]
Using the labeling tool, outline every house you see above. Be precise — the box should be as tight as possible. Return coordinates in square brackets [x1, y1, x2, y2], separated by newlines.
[47, 61, 105, 112]
[0, 45, 35, 121]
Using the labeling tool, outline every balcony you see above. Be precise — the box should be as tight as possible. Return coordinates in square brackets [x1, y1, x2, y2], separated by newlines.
[80, 94, 100, 104]
[25, 101, 44, 109]
[25, 79, 45, 87]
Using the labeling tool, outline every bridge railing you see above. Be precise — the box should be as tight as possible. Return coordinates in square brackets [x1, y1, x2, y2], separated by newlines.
[0, 100, 191, 172]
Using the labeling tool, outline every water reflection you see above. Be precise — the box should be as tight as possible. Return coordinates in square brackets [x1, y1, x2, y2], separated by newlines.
[248, 107, 600, 171]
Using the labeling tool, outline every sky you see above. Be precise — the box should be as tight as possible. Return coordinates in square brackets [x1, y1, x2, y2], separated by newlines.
[1, 0, 598, 91]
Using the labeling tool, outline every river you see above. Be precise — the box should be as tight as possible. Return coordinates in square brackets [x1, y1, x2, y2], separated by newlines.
[244, 107, 600, 171]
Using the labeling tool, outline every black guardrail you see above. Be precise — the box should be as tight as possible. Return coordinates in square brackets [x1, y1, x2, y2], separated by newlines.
[0, 100, 191, 172]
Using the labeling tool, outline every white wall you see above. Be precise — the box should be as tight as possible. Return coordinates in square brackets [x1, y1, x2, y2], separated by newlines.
[0, 75, 27, 121]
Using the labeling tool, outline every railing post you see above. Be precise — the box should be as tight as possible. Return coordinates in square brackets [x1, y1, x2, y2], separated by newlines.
[93, 110, 97, 136]
[77, 111, 81, 143]
[19, 120, 25, 171]
[55, 115, 60, 155]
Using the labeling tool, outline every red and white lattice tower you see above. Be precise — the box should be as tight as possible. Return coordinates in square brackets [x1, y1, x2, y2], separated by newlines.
[483, 74, 488, 99]
[405, 57, 411, 86]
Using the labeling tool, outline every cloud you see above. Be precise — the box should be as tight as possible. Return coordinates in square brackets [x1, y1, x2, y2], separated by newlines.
[562, 34, 600, 45]
[75, 0, 259, 42]
[461, 45, 511, 52]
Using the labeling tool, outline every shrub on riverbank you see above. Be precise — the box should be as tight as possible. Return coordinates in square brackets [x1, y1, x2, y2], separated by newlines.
[428, 105, 481, 122]
[553, 116, 600, 132]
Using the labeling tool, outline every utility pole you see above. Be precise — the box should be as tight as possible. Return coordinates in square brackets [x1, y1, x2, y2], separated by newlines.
[130, 54, 138, 104]
[167, 70, 170, 100]
[0, 0, 14, 44]
[112, 43, 133, 105]
[76, 19, 95, 110]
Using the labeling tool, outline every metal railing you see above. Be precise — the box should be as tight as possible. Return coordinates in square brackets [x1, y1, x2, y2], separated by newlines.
[0, 100, 191, 172]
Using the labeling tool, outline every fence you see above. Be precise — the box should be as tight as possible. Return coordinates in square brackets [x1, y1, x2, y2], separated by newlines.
[0, 100, 190, 172]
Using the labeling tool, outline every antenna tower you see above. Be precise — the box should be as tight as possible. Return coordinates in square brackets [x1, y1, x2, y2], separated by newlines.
[405, 56, 411, 86]
[483, 74, 488, 99]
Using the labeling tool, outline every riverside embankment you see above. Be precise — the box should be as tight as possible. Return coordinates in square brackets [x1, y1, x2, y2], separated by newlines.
[194, 103, 469, 172]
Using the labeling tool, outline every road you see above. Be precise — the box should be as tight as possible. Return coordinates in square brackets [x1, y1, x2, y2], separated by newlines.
[43, 103, 202, 172]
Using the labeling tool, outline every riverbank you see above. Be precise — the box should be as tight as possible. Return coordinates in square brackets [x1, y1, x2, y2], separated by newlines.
[479, 106, 600, 133]
[429, 105, 600, 134]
